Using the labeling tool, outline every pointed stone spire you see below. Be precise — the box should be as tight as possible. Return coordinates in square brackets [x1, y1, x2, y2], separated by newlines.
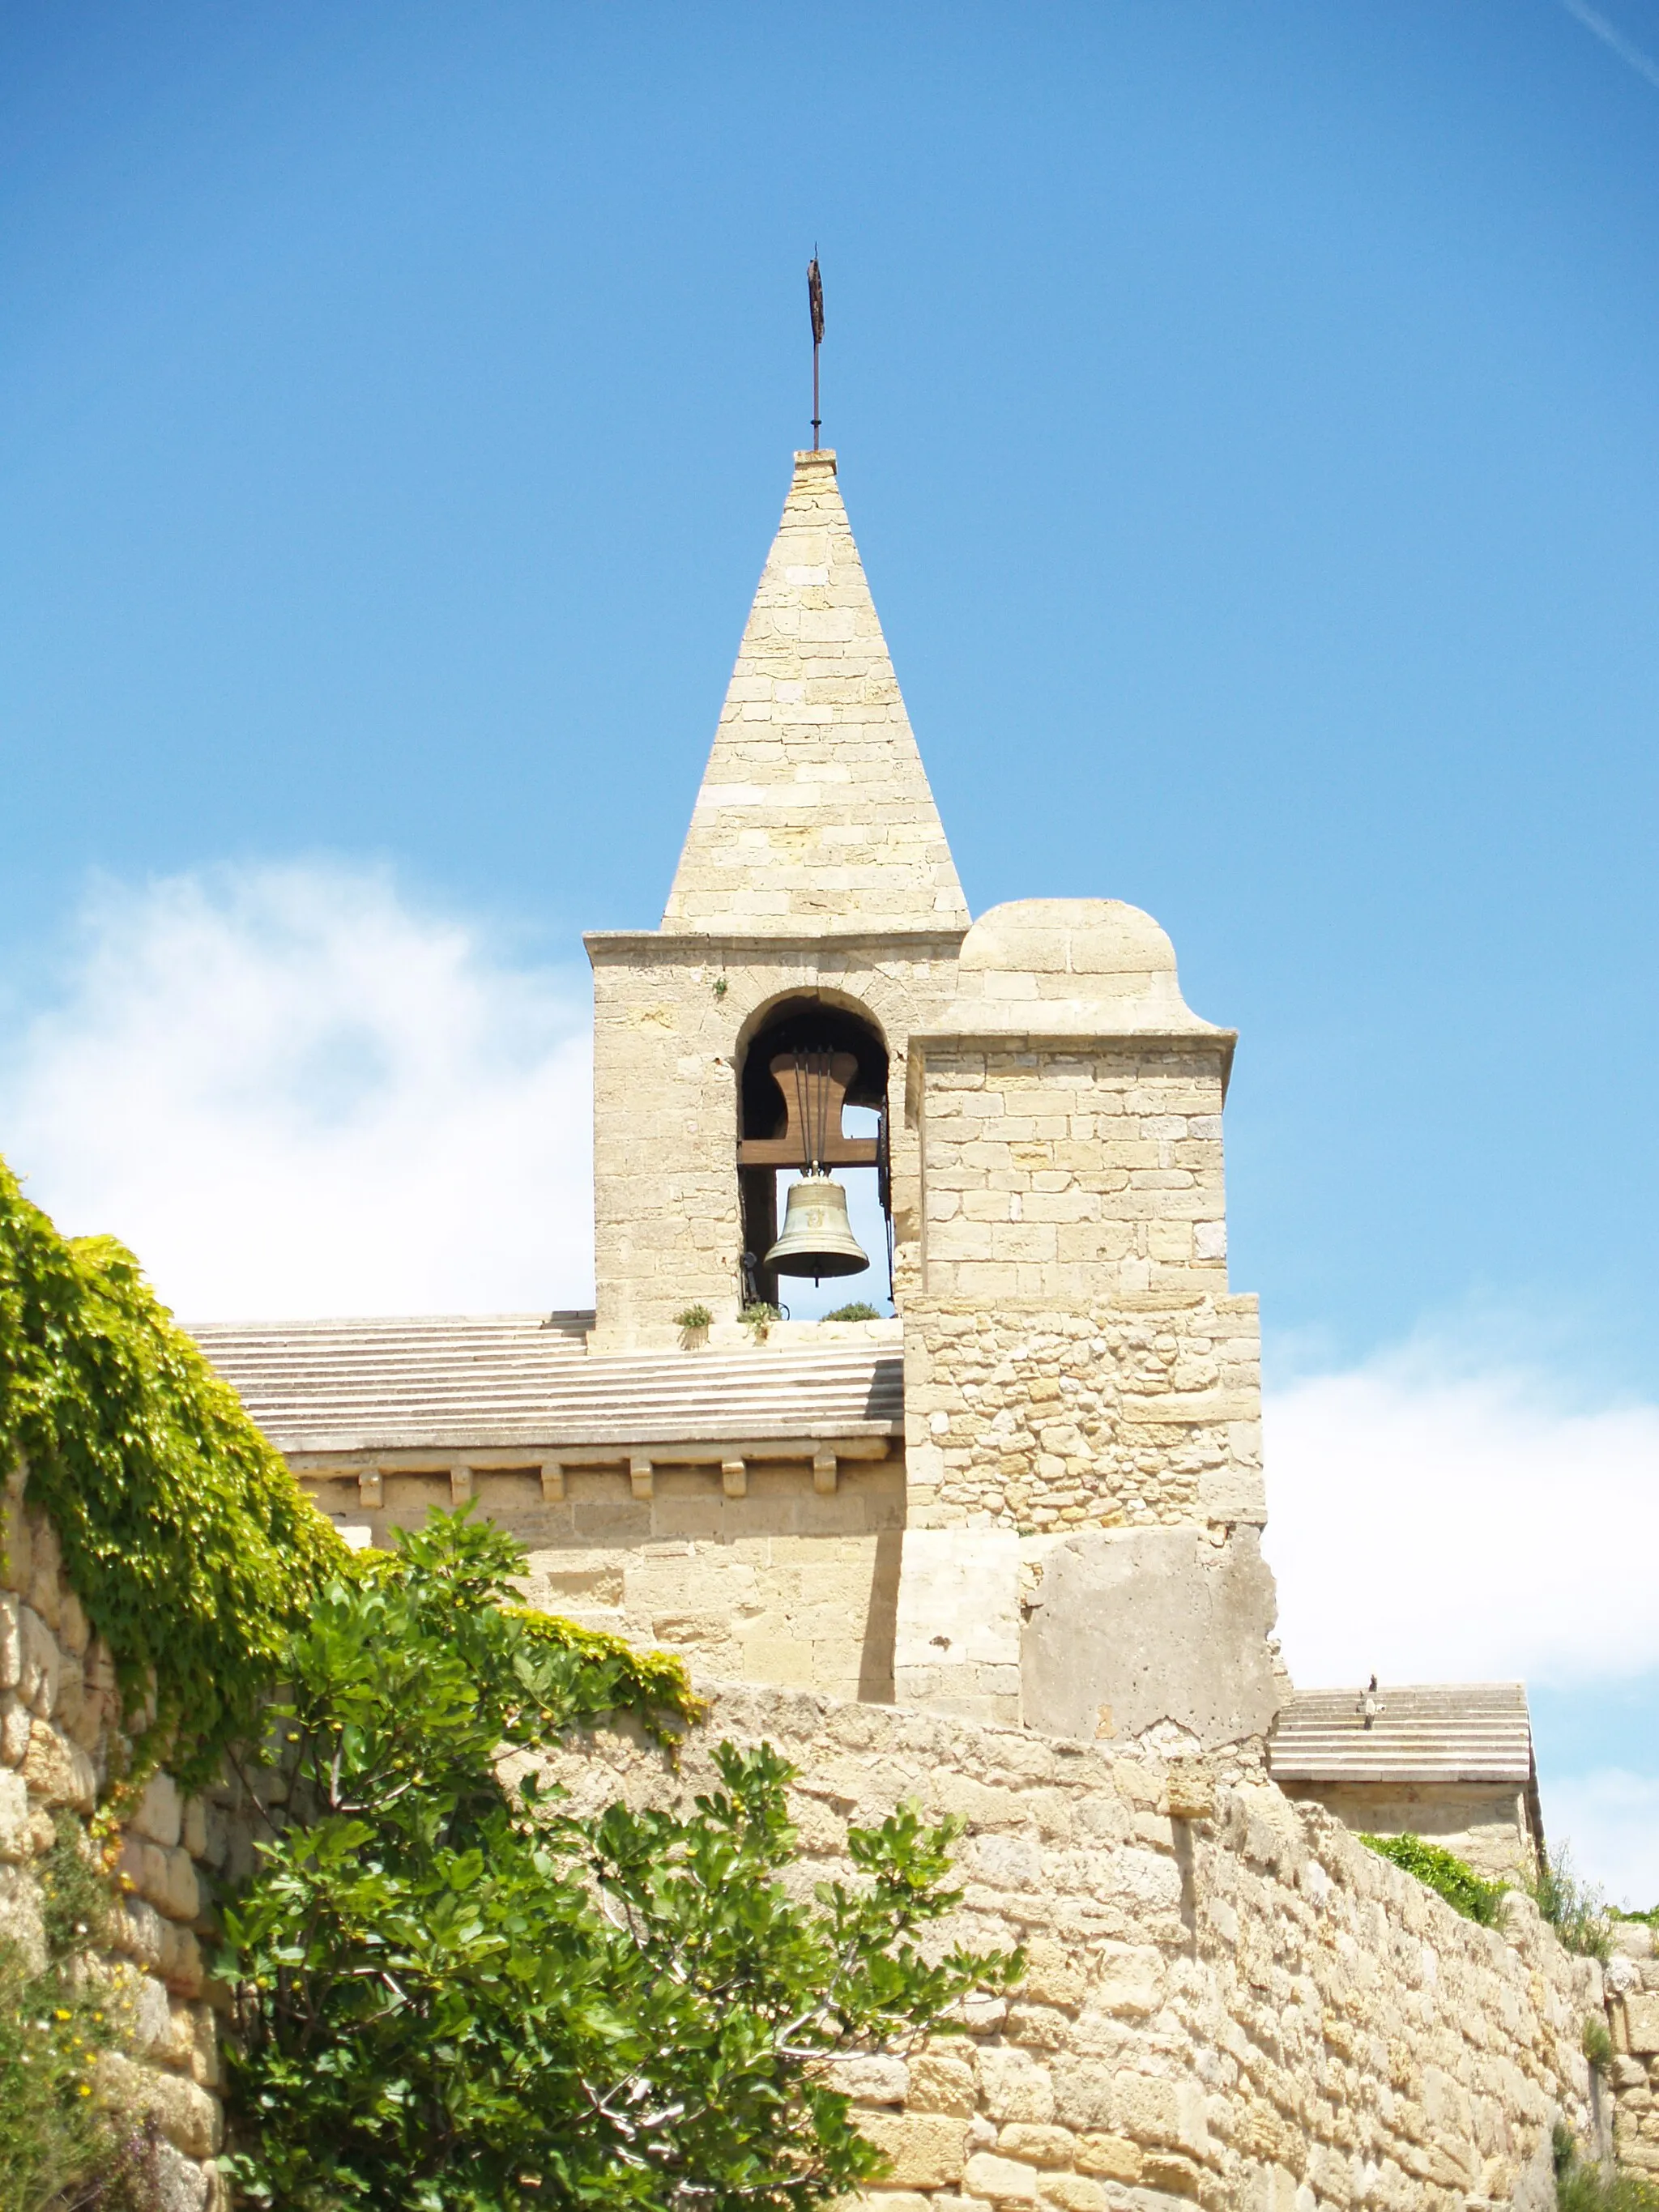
[663, 450, 969, 935]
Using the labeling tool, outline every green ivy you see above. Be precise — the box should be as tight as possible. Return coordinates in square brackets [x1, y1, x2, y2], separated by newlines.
[1359, 1833, 1509, 1925]
[0, 1153, 346, 1788]
[505, 1607, 703, 1744]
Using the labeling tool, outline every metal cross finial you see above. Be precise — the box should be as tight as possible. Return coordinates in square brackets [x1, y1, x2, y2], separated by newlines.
[807, 253, 824, 449]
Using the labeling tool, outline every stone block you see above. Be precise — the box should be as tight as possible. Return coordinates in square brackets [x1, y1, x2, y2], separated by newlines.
[908, 2052, 978, 2114]
[58, 1589, 89, 1659]
[1092, 1941, 1166, 2017]
[1627, 1996, 1659, 2056]
[19, 1605, 59, 1716]
[161, 1847, 201, 1924]
[0, 1694, 31, 1767]
[1018, 1937, 1089, 2008]
[181, 1796, 208, 1860]
[0, 1595, 18, 1690]
[977, 2044, 1054, 2123]
[1141, 2152, 1205, 2200]
[22, 1720, 95, 1811]
[1051, 2057, 1117, 2132]
[1074, 2133, 1144, 2183]
[856, 2112, 970, 2189]
[159, 1919, 204, 1997]
[28, 1514, 62, 1630]
[829, 2055, 909, 2104]
[997, 2125, 1077, 2168]
[133, 1772, 184, 1849]
[1038, 2179, 1108, 2212]
[964, 2153, 1042, 2203]
[0, 1770, 28, 1860]
[1022, 1528, 1279, 1751]
[1112, 2074, 1207, 2155]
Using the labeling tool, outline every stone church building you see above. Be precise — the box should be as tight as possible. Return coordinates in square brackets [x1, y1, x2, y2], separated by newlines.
[198, 445, 1539, 1881]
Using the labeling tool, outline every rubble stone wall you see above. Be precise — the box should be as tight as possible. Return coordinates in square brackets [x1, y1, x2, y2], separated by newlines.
[539, 1685, 1607, 2212]
[902, 1294, 1264, 1535]
[2, 1483, 258, 2211]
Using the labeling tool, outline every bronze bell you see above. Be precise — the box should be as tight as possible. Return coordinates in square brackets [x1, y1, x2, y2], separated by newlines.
[765, 1170, 870, 1281]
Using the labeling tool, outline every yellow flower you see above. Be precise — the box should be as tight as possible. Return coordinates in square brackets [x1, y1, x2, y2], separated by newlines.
[53, 2008, 71, 2021]
[79, 2083, 92, 2097]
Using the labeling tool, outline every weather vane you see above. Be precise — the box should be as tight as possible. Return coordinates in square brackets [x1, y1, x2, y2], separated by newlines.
[808, 253, 825, 449]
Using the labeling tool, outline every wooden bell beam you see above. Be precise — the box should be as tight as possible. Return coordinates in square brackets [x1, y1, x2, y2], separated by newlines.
[737, 1049, 881, 1169]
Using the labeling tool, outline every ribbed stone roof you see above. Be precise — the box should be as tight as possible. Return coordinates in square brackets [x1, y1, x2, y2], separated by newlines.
[1269, 1682, 1534, 1785]
[190, 1313, 903, 1455]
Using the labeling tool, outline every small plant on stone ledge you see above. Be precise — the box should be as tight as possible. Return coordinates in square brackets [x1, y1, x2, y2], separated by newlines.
[1582, 2014, 1615, 2073]
[823, 1302, 881, 1323]
[739, 1300, 782, 1340]
[1555, 2122, 1659, 2212]
[1532, 1843, 1614, 1963]
[675, 1304, 714, 1336]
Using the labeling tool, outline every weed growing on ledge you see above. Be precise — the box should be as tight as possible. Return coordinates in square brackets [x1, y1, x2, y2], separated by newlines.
[1533, 1845, 1614, 1963]
[1555, 2123, 1659, 2212]
[1359, 1833, 1508, 1925]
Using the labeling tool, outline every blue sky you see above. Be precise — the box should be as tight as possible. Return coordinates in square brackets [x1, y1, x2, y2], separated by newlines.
[3, 2, 1658, 1894]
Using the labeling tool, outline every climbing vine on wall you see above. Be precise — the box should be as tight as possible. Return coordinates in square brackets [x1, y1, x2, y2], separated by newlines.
[0, 1153, 345, 1788]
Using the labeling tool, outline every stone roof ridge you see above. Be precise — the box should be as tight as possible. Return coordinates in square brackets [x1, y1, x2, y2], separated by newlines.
[190, 1315, 902, 1455]
[190, 1311, 595, 1335]
[1270, 1681, 1533, 1786]
[662, 448, 970, 936]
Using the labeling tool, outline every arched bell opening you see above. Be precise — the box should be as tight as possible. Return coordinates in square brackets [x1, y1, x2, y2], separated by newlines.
[736, 997, 891, 1315]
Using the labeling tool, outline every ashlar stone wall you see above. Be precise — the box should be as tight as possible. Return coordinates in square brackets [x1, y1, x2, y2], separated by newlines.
[586, 931, 962, 1346]
[539, 1685, 1607, 2212]
[915, 1042, 1230, 1307]
[302, 1453, 909, 1704]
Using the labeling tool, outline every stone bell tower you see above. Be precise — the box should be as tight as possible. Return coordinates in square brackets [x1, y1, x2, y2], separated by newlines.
[586, 447, 970, 1350]
[586, 445, 1280, 1757]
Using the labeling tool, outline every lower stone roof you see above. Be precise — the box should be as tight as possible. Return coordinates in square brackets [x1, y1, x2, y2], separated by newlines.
[1270, 1681, 1534, 1787]
[190, 1312, 903, 1455]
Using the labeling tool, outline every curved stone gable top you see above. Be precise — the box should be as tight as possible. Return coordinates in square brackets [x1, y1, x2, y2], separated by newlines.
[945, 897, 1225, 1035]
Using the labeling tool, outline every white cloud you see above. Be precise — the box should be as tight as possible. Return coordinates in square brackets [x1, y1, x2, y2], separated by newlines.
[1263, 1349, 1659, 1690]
[0, 862, 594, 1319]
[1264, 1349, 1659, 1899]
